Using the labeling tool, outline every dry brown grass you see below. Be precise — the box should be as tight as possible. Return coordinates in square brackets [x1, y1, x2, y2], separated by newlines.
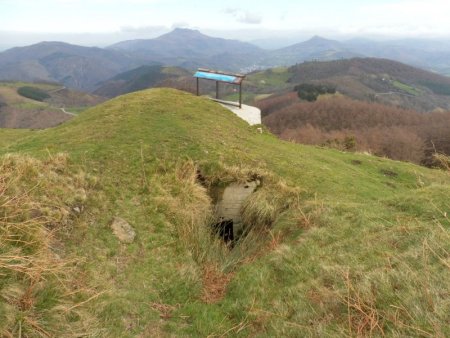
[341, 270, 386, 337]
[201, 264, 233, 304]
[153, 159, 222, 264]
[322, 219, 450, 338]
[149, 302, 180, 319]
[431, 153, 450, 171]
[0, 153, 100, 337]
[241, 179, 300, 230]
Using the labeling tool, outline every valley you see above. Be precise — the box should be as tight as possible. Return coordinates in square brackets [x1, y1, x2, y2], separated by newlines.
[0, 81, 105, 128]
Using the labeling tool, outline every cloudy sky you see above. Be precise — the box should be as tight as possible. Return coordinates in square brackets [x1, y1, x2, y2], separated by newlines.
[1, 0, 450, 48]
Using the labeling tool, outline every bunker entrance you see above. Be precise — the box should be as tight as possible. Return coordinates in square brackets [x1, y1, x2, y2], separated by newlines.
[212, 218, 234, 243]
[209, 180, 260, 244]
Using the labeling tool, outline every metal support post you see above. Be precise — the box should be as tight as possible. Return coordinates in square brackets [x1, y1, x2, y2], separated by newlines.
[239, 84, 242, 108]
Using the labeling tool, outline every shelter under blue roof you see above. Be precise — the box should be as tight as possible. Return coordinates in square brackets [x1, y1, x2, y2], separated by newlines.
[193, 68, 246, 108]
[194, 71, 242, 84]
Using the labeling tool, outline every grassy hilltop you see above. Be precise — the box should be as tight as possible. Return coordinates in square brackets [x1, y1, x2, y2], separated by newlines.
[0, 88, 450, 337]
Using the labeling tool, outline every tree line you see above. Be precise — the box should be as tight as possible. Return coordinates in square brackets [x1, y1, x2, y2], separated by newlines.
[17, 86, 50, 102]
[259, 92, 450, 165]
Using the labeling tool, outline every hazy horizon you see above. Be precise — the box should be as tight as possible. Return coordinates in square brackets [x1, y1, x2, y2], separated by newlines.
[1, 0, 450, 50]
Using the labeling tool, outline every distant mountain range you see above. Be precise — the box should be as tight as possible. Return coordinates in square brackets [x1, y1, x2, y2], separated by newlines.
[259, 36, 450, 75]
[0, 42, 144, 91]
[108, 28, 264, 71]
[0, 28, 450, 91]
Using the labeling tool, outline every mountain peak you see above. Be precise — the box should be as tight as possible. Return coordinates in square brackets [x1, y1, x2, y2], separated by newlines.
[310, 35, 325, 40]
[161, 28, 204, 39]
[172, 27, 200, 33]
[34, 41, 72, 47]
[306, 35, 335, 43]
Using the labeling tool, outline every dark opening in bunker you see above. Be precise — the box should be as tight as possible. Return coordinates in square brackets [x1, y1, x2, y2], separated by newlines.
[212, 218, 234, 243]
[208, 180, 260, 244]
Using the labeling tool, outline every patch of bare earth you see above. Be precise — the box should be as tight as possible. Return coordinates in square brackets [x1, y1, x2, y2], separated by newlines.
[201, 264, 234, 304]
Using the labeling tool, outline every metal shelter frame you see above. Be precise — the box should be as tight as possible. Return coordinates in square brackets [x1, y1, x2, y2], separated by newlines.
[194, 68, 246, 108]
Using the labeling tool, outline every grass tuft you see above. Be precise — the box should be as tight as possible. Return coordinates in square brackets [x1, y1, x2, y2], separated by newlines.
[431, 153, 450, 171]
[0, 153, 100, 337]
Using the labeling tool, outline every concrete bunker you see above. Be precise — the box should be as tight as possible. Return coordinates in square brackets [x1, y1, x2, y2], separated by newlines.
[209, 180, 260, 243]
[196, 167, 298, 245]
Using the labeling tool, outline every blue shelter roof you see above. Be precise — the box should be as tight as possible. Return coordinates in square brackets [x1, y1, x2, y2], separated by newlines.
[194, 69, 245, 84]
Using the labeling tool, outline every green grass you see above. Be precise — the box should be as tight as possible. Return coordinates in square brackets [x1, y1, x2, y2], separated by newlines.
[223, 68, 292, 104]
[0, 129, 31, 148]
[223, 91, 257, 104]
[161, 66, 191, 77]
[247, 67, 291, 89]
[392, 80, 421, 95]
[1, 88, 450, 337]
[0, 81, 60, 91]
[66, 106, 90, 114]
[254, 93, 273, 101]
[12, 101, 47, 109]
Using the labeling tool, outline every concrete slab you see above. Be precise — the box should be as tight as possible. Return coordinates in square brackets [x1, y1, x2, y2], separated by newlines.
[219, 102, 262, 125]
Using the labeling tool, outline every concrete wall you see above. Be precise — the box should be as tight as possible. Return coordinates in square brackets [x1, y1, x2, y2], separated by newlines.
[214, 181, 258, 234]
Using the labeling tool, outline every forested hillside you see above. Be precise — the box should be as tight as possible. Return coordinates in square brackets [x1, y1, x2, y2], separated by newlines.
[261, 93, 450, 164]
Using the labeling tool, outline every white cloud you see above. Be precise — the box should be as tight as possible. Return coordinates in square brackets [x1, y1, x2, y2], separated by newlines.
[1, 0, 450, 43]
[224, 8, 262, 25]
[119, 25, 166, 34]
[353, 0, 450, 36]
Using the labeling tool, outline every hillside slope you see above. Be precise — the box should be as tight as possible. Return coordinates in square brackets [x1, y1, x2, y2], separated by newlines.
[0, 82, 106, 129]
[264, 36, 362, 66]
[1, 88, 450, 337]
[93, 65, 191, 97]
[0, 81, 105, 128]
[248, 58, 450, 112]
